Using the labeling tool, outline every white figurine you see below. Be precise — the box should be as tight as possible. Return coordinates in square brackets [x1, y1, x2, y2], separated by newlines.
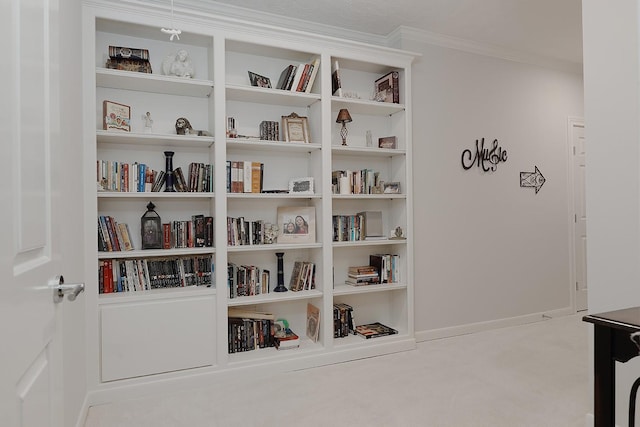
[142, 112, 153, 133]
[162, 49, 194, 78]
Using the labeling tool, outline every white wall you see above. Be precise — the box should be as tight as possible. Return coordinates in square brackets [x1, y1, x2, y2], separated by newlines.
[582, 1, 640, 424]
[397, 36, 584, 337]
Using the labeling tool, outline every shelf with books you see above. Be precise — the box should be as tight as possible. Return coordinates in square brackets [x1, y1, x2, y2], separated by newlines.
[98, 285, 216, 305]
[226, 193, 321, 200]
[227, 138, 321, 153]
[227, 338, 323, 365]
[97, 192, 214, 199]
[227, 243, 323, 253]
[97, 247, 215, 259]
[227, 289, 323, 306]
[226, 84, 320, 107]
[96, 68, 214, 97]
[333, 282, 407, 296]
[96, 130, 214, 148]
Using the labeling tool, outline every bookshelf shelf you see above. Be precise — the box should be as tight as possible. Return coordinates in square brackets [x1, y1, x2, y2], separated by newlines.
[85, 4, 414, 394]
[331, 146, 406, 157]
[227, 138, 322, 153]
[226, 84, 320, 107]
[331, 97, 405, 116]
[227, 289, 322, 306]
[226, 193, 321, 200]
[331, 194, 407, 200]
[227, 338, 323, 365]
[97, 192, 214, 199]
[98, 285, 216, 305]
[96, 68, 214, 97]
[96, 130, 214, 147]
[98, 247, 215, 259]
[333, 282, 407, 296]
[227, 243, 323, 253]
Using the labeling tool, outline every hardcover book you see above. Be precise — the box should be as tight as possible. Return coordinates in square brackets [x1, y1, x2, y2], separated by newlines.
[355, 322, 398, 339]
[103, 100, 130, 132]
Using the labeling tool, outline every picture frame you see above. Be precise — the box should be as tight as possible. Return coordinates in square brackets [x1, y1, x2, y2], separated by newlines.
[289, 177, 314, 194]
[282, 112, 310, 143]
[103, 100, 131, 132]
[248, 71, 272, 88]
[383, 182, 401, 194]
[277, 206, 316, 244]
[374, 71, 399, 104]
[378, 136, 397, 149]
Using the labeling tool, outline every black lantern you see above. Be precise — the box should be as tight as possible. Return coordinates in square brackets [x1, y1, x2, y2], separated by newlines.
[273, 252, 288, 292]
[141, 202, 162, 249]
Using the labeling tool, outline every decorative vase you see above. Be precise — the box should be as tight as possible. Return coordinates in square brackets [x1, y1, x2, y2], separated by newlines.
[274, 252, 288, 292]
[164, 151, 175, 192]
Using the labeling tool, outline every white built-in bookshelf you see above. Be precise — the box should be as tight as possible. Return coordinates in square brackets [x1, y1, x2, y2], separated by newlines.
[83, 2, 415, 395]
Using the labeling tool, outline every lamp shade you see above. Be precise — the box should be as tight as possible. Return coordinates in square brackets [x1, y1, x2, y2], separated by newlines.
[336, 109, 352, 124]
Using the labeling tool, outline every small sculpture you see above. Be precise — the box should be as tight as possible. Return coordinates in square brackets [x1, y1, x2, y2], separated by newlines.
[142, 112, 153, 133]
[175, 117, 212, 136]
[391, 226, 406, 240]
[162, 49, 194, 78]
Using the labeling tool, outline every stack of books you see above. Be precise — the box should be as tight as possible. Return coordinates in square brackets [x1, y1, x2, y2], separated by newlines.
[105, 45, 152, 73]
[346, 265, 380, 286]
[274, 328, 299, 350]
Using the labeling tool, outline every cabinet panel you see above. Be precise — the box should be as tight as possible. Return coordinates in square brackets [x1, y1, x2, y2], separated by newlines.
[101, 296, 216, 381]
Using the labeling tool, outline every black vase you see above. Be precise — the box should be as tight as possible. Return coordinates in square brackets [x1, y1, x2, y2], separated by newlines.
[274, 252, 288, 292]
[164, 151, 175, 192]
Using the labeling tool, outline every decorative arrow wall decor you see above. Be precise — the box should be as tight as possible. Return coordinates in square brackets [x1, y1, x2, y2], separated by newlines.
[520, 166, 546, 194]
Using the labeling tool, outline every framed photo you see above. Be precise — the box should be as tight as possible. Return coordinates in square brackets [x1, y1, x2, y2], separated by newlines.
[378, 136, 397, 149]
[277, 206, 316, 244]
[289, 177, 314, 194]
[374, 71, 399, 104]
[282, 112, 310, 143]
[248, 71, 272, 88]
[103, 100, 131, 132]
[383, 182, 401, 194]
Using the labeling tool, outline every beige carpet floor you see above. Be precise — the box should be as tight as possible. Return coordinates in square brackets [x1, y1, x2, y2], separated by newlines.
[84, 313, 590, 427]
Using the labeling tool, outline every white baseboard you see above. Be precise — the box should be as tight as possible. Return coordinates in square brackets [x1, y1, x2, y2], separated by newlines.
[415, 307, 575, 342]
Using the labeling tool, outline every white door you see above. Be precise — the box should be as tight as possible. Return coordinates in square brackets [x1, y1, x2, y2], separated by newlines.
[0, 0, 84, 426]
[571, 120, 588, 311]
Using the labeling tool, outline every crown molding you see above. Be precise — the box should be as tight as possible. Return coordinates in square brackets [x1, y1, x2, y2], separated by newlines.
[116, 0, 389, 47]
[387, 26, 583, 75]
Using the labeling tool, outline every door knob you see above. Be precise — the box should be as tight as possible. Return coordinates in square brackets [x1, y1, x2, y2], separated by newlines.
[50, 275, 85, 303]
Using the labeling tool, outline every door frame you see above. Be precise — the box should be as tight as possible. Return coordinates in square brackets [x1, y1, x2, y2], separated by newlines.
[567, 116, 585, 313]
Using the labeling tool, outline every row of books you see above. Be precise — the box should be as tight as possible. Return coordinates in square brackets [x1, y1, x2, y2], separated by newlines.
[227, 263, 270, 298]
[289, 261, 316, 291]
[259, 120, 279, 141]
[332, 213, 367, 242]
[226, 160, 263, 193]
[227, 217, 273, 246]
[105, 45, 152, 73]
[162, 215, 214, 249]
[227, 308, 301, 351]
[98, 216, 133, 252]
[334, 303, 354, 338]
[275, 57, 320, 93]
[331, 169, 382, 195]
[369, 253, 400, 284]
[97, 161, 213, 193]
[98, 255, 214, 294]
[97, 160, 156, 193]
[346, 265, 380, 286]
[228, 317, 275, 353]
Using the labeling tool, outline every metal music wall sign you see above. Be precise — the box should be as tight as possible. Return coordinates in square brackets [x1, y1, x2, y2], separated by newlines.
[461, 138, 508, 172]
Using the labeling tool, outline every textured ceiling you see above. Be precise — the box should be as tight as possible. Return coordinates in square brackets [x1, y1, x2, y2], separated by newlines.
[206, 0, 583, 65]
